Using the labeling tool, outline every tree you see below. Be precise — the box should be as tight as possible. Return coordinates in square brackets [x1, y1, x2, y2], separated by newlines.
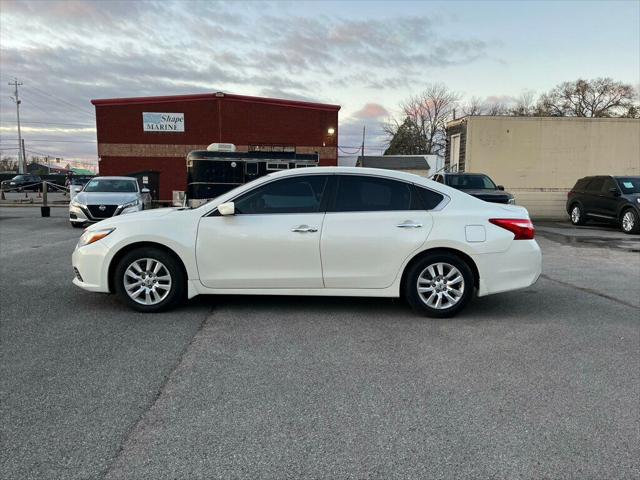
[383, 117, 428, 155]
[510, 90, 537, 116]
[462, 96, 485, 116]
[536, 78, 638, 117]
[385, 84, 460, 156]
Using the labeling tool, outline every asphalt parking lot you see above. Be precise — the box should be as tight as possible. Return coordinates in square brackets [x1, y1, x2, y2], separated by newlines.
[1, 207, 638, 480]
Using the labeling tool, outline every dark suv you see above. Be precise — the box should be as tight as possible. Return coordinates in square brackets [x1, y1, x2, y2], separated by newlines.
[566, 176, 640, 234]
[432, 173, 515, 204]
[0, 174, 43, 192]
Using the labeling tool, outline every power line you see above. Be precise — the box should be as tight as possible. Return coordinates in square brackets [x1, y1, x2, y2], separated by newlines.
[20, 84, 95, 118]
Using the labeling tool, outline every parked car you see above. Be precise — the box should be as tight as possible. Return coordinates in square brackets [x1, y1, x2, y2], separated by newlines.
[69, 176, 151, 228]
[72, 167, 541, 317]
[566, 175, 640, 234]
[1, 174, 43, 192]
[432, 173, 515, 204]
[68, 176, 94, 200]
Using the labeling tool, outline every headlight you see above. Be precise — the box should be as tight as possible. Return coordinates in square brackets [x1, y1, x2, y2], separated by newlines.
[120, 199, 140, 209]
[636, 198, 640, 205]
[77, 228, 115, 248]
[70, 199, 84, 207]
[508, 198, 516, 205]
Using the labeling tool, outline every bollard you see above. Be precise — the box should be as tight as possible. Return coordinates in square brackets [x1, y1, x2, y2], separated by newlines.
[0, 188, 4, 200]
[41, 181, 50, 217]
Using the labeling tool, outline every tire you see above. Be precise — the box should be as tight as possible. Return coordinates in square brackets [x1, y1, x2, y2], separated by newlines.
[404, 252, 474, 318]
[569, 203, 586, 226]
[113, 247, 186, 313]
[620, 208, 640, 234]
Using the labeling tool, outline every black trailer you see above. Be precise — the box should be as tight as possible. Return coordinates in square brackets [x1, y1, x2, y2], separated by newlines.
[186, 150, 319, 203]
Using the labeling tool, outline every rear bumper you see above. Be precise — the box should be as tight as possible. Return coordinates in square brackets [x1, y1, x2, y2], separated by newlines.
[473, 240, 542, 297]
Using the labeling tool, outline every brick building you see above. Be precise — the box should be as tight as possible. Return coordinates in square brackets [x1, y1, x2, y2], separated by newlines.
[91, 92, 340, 200]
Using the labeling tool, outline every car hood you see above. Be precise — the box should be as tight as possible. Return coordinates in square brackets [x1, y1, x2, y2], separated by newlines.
[89, 207, 182, 229]
[75, 192, 138, 205]
[461, 189, 513, 198]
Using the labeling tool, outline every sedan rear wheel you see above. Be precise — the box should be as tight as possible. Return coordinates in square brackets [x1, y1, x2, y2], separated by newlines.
[114, 247, 186, 312]
[405, 253, 474, 318]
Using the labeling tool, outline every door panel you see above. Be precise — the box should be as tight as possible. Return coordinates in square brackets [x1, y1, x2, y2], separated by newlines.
[321, 211, 433, 288]
[196, 213, 325, 288]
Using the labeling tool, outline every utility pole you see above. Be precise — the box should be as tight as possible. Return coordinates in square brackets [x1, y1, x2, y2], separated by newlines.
[9, 78, 25, 174]
[360, 125, 366, 159]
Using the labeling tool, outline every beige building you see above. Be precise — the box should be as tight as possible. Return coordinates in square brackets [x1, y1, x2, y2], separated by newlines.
[356, 155, 434, 177]
[445, 116, 640, 219]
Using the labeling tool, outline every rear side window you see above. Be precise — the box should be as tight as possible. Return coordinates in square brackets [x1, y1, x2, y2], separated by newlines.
[586, 177, 605, 192]
[573, 178, 591, 190]
[414, 186, 445, 210]
[234, 175, 328, 214]
[332, 175, 412, 212]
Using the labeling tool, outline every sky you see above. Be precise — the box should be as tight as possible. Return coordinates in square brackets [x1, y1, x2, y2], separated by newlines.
[0, 0, 638, 164]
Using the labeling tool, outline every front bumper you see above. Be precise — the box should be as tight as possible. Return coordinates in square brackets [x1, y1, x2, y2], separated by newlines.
[473, 239, 542, 297]
[69, 203, 142, 224]
[71, 240, 111, 293]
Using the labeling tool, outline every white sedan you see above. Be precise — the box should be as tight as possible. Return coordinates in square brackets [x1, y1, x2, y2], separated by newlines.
[72, 167, 541, 317]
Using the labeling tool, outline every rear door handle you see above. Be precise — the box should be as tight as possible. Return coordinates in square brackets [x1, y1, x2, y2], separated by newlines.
[291, 225, 318, 233]
[396, 221, 423, 228]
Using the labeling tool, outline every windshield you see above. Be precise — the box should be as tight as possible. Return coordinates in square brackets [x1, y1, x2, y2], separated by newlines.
[11, 175, 27, 181]
[447, 175, 496, 190]
[616, 177, 640, 194]
[84, 179, 138, 193]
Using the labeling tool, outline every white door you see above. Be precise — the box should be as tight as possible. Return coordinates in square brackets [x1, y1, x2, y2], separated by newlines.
[450, 134, 460, 172]
[321, 175, 436, 289]
[196, 175, 329, 289]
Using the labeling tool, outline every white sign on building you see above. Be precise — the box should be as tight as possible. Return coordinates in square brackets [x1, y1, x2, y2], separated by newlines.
[142, 112, 185, 132]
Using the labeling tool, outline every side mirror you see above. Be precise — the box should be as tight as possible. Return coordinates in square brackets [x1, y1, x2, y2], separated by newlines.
[496, 185, 505, 191]
[609, 187, 620, 196]
[73, 186, 83, 193]
[218, 201, 235, 216]
[141, 187, 150, 194]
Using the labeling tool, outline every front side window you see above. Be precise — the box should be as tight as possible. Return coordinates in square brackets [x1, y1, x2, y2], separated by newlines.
[84, 179, 138, 193]
[601, 177, 618, 193]
[234, 175, 328, 214]
[446, 175, 496, 190]
[332, 175, 413, 212]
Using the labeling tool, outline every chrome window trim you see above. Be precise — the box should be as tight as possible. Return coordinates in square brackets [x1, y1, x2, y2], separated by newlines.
[204, 172, 451, 217]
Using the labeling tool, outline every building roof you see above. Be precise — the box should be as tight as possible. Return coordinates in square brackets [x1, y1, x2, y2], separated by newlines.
[357, 155, 431, 170]
[91, 91, 341, 112]
[446, 115, 640, 128]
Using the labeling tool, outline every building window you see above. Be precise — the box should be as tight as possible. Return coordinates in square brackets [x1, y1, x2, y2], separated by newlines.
[266, 162, 289, 171]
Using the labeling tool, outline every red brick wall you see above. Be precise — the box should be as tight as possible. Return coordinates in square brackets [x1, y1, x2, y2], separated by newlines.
[94, 94, 339, 200]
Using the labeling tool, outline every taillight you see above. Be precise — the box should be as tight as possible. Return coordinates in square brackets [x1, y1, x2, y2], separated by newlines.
[489, 218, 535, 240]
[567, 190, 575, 199]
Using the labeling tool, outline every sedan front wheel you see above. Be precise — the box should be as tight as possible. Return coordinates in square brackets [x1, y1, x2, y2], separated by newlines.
[114, 247, 186, 312]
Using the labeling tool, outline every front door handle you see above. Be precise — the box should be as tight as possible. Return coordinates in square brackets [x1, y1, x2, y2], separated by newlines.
[291, 225, 318, 233]
[396, 221, 423, 228]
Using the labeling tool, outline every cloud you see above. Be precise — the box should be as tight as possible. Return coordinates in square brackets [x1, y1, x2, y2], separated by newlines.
[0, 0, 498, 161]
[352, 103, 390, 120]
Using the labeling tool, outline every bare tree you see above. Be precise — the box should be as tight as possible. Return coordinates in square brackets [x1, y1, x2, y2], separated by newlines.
[462, 96, 485, 116]
[536, 78, 638, 117]
[510, 90, 536, 116]
[386, 84, 460, 156]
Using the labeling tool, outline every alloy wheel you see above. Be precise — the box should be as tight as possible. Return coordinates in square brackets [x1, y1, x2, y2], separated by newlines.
[622, 211, 635, 232]
[571, 206, 581, 224]
[123, 258, 172, 305]
[417, 262, 465, 310]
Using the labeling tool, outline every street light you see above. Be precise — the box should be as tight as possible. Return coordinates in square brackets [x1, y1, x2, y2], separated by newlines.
[327, 127, 335, 136]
